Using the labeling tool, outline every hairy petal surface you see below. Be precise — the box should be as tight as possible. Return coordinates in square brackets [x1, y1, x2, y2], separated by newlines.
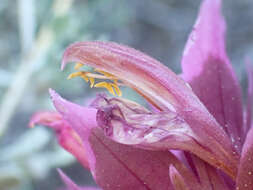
[29, 111, 89, 169]
[245, 61, 253, 136]
[94, 95, 238, 179]
[50, 90, 201, 190]
[181, 0, 243, 148]
[236, 127, 253, 190]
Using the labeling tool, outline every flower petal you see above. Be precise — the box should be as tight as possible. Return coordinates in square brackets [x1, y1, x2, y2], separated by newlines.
[29, 111, 62, 129]
[181, 0, 243, 148]
[236, 127, 253, 190]
[169, 165, 190, 190]
[95, 95, 239, 179]
[50, 89, 200, 190]
[29, 111, 89, 169]
[245, 61, 253, 136]
[185, 154, 230, 190]
[207, 168, 231, 190]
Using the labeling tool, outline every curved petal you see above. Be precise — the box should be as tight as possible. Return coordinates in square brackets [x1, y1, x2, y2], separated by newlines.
[236, 127, 253, 190]
[61, 40, 229, 120]
[62, 41, 190, 112]
[29, 111, 62, 129]
[30, 111, 89, 169]
[181, 0, 243, 149]
[94, 95, 238, 179]
[50, 89, 201, 190]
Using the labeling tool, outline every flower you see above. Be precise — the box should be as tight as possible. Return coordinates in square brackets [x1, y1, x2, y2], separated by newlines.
[30, 0, 253, 189]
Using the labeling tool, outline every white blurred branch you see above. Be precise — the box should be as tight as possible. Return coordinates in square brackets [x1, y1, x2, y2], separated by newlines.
[18, 0, 35, 54]
[0, 0, 74, 137]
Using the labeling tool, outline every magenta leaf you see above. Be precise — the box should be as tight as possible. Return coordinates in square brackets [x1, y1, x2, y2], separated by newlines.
[236, 127, 253, 190]
[181, 0, 243, 149]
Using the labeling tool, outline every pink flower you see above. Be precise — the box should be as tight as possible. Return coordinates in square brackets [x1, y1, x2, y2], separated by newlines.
[30, 0, 253, 189]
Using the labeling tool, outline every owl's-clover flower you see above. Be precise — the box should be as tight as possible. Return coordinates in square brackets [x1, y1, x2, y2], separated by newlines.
[30, 0, 253, 189]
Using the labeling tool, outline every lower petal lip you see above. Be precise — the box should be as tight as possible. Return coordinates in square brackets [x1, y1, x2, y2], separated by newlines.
[94, 95, 239, 179]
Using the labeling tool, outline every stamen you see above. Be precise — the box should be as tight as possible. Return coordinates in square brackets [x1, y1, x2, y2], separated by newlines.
[81, 75, 89, 82]
[111, 83, 122, 96]
[94, 69, 115, 78]
[89, 77, 95, 88]
[95, 82, 115, 95]
[85, 73, 114, 80]
[74, 63, 83, 70]
[67, 71, 89, 82]
[68, 64, 122, 96]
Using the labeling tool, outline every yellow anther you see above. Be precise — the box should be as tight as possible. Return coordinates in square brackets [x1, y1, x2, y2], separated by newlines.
[74, 63, 83, 70]
[80, 75, 89, 82]
[68, 65, 123, 96]
[68, 71, 89, 83]
[106, 83, 115, 96]
[113, 79, 118, 84]
[95, 82, 115, 96]
[94, 69, 116, 78]
[89, 77, 95, 88]
[111, 83, 122, 96]
[67, 71, 85, 79]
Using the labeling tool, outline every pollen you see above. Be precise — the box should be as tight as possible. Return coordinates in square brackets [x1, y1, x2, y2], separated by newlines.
[67, 63, 122, 96]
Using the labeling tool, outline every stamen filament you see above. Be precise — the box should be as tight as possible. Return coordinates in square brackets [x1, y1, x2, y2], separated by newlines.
[111, 83, 122, 96]
[68, 64, 122, 96]
[94, 69, 115, 78]
[86, 73, 116, 80]
[95, 82, 115, 95]
[74, 63, 83, 70]
[67, 71, 89, 83]
[89, 77, 95, 88]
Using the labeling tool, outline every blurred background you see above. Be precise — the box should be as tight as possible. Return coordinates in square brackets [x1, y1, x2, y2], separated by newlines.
[0, 0, 252, 189]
